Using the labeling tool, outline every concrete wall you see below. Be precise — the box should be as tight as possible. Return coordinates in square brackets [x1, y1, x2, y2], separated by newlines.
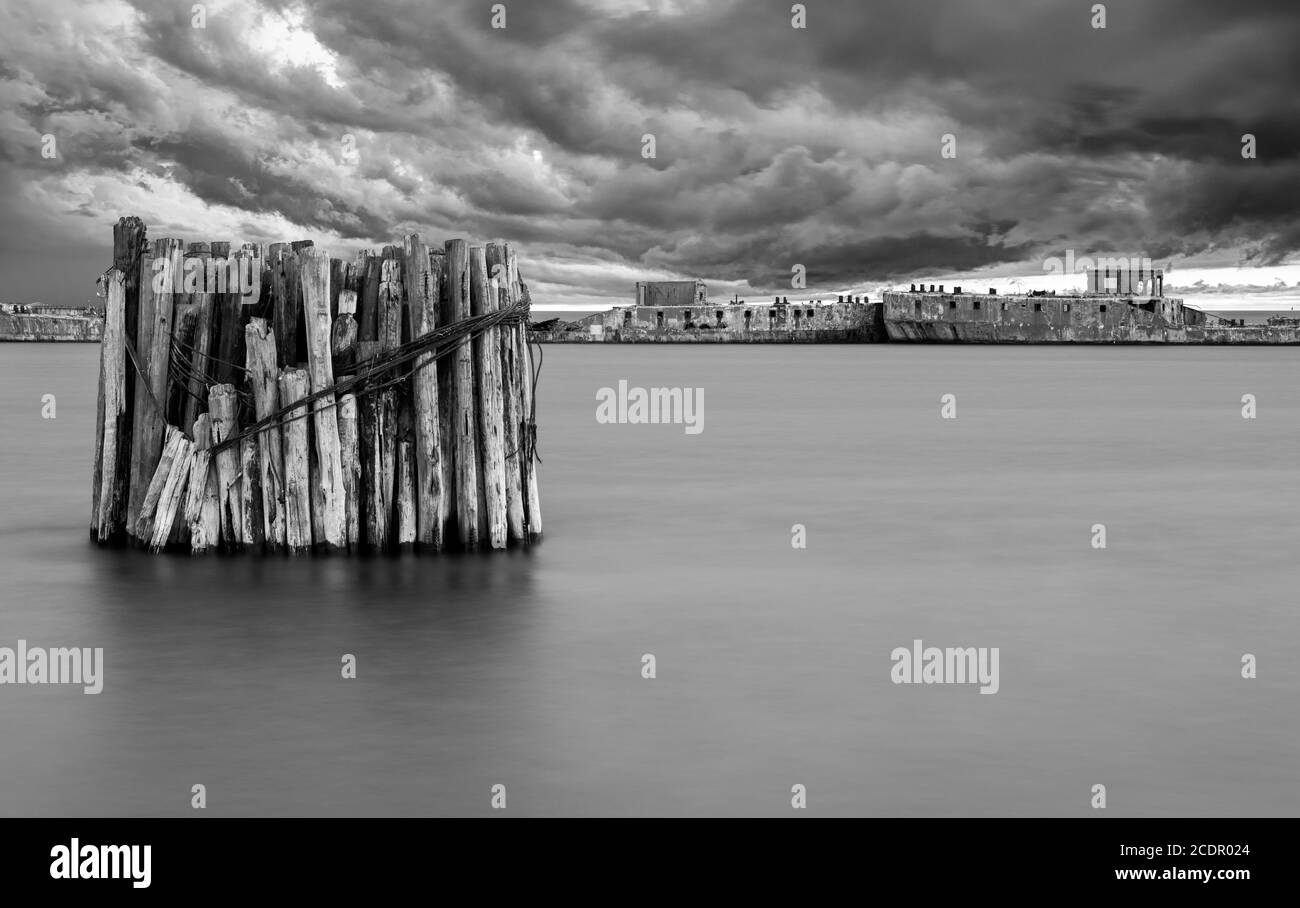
[1187, 324, 1300, 344]
[0, 310, 103, 342]
[881, 291, 1193, 343]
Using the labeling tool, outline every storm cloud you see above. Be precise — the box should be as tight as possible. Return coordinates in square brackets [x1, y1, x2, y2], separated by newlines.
[0, 0, 1297, 307]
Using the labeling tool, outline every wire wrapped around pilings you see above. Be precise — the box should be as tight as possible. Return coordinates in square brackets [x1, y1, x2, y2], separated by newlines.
[205, 298, 532, 456]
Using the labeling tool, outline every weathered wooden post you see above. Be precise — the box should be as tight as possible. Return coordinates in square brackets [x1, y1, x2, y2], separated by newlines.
[182, 244, 216, 432]
[396, 406, 417, 551]
[512, 250, 543, 540]
[470, 246, 507, 549]
[127, 238, 182, 540]
[402, 234, 444, 551]
[208, 383, 244, 550]
[185, 414, 220, 554]
[149, 434, 195, 553]
[212, 249, 247, 385]
[381, 246, 416, 550]
[445, 239, 480, 548]
[92, 217, 145, 542]
[432, 248, 455, 544]
[240, 437, 266, 551]
[330, 257, 345, 320]
[359, 252, 380, 344]
[356, 252, 401, 551]
[332, 289, 358, 375]
[486, 243, 526, 543]
[337, 392, 362, 549]
[278, 367, 313, 553]
[301, 249, 347, 551]
[92, 266, 131, 543]
[134, 425, 187, 545]
[245, 318, 287, 551]
[360, 391, 395, 551]
[271, 246, 303, 368]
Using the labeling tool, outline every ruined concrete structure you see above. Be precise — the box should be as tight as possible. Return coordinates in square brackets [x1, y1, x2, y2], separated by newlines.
[534, 296, 882, 343]
[532, 265, 1300, 345]
[882, 266, 1299, 344]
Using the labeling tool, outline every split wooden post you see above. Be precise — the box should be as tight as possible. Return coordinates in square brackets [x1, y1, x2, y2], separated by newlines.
[486, 243, 527, 543]
[134, 426, 186, 544]
[208, 383, 245, 549]
[185, 414, 221, 554]
[240, 437, 265, 551]
[278, 368, 313, 553]
[470, 246, 508, 548]
[245, 318, 287, 551]
[301, 249, 347, 551]
[396, 405, 417, 551]
[337, 392, 362, 549]
[359, 391, 395, 551]
[445, 239, 480, 548]
[149, 435, 195, 553]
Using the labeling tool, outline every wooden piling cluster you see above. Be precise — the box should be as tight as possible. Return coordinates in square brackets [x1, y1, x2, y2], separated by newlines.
[91, 217, 542, 554]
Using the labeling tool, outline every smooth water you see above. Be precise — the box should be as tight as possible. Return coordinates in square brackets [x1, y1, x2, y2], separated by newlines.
[0, 343, 1296, 816]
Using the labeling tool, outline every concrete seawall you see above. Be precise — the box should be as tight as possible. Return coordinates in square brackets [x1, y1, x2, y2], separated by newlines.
[0, 310, 103, 342]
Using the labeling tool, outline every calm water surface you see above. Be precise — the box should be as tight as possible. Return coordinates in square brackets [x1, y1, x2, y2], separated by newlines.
[0, 343, 1296, 816]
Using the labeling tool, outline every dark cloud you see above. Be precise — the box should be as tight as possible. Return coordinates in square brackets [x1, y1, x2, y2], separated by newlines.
[0, 0, 1297, 306]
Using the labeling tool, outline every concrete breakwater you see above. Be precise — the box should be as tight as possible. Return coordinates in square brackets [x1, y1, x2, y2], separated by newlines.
[0, 306, 103, 342]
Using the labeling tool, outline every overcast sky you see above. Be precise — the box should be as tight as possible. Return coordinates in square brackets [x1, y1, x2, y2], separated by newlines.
[2, 0, 1298, 309]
